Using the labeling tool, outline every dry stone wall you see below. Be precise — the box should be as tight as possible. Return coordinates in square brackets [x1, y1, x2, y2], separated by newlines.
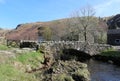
[39, 41, 112, 55]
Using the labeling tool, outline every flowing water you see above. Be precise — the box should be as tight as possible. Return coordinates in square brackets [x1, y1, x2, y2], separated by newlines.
[87, 59, 120, 81]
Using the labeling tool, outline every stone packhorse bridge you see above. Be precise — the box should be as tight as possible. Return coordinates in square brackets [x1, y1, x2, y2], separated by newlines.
[39, 41, 112, 56]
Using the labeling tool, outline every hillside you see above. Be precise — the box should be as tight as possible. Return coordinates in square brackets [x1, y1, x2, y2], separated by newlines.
[0, 29, 9, 37]
[6, 19, 68, 41]
[6, 22, 53, 41]
[6, 17, 108, 42]
[0, 29, 9, 44]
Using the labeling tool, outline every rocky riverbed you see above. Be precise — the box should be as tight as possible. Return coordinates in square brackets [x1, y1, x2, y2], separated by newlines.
[34, 60, 90, 81]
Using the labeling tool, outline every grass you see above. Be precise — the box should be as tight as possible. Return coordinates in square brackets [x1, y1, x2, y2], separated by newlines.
[101, 48, 120, 57]
[0, 64, 37, 81]
[15, 51, 44, 69]
[101, 51, 120, 57]
[0, 44, 10, 50]
[0, 49, 44, 81]
[55, 74, 74, 81]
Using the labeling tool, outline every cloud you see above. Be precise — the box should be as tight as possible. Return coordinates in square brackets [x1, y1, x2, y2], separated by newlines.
[94, 0, 120, 16]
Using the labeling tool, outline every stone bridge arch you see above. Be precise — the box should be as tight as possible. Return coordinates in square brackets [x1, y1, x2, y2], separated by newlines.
[61, 48, 91, 62]
[39, 41, 112, 62]
[39, 41, 112, 56]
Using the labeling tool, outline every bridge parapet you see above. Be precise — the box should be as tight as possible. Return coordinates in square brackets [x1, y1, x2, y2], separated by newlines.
[39, 41, 112, 55]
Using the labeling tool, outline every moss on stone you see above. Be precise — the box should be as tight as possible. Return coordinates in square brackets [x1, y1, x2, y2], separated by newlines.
[72, 69, 90, 81]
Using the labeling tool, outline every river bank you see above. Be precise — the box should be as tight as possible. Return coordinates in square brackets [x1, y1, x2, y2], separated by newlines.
[92, 50, 120, 66]
[0, 44, 91, 81]
[87, 59, 120, 81]
[1, 44, 120, 81]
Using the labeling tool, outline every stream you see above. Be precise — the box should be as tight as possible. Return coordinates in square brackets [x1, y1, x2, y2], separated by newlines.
[87, 59, 120, 81]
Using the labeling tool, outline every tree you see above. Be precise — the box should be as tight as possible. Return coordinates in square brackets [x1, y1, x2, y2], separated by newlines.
[50, 20, 67, 41]
[96, 18, 108, 43]
[62, 18, 79, 41]
[42, 27, 52, 41]
[70, 5, 97, 42]
[38, 26, 52, 41]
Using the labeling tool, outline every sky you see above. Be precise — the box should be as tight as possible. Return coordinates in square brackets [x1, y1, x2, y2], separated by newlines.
[0, 0, 120, 29]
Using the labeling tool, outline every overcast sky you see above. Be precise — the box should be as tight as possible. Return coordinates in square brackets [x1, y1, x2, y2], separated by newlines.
[0, 0, 120, 29]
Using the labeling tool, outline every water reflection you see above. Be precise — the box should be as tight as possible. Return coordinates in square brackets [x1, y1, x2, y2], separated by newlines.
[87, 59, 120, 81]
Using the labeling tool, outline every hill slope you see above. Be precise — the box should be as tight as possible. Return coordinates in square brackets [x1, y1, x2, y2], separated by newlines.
[6, 17, 108, 41]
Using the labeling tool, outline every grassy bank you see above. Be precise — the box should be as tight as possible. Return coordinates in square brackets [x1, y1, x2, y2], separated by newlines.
[101, 48, 120, 57]
[0, 44, 10, 50]
[0, 47, 44, 81]
[93, 48, 120, 66]
[101, 51, 120, 57]
[0, 64, 37, 81]
[0, 44, 90, 81]
[15, 51, 44, 69]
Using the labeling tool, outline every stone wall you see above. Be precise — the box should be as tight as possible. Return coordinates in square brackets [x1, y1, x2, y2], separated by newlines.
[39, 41, 112, 55]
